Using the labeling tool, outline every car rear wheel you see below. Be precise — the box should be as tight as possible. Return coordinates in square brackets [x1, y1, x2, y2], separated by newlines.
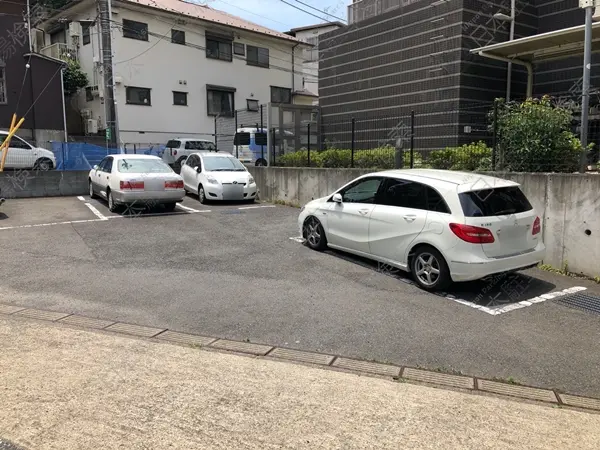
[198, 184, 207, 204]
[255, 158, 267, 167]
[34, 158, 53, 171]
[164, 202, 176, 212]
[410, 246, 451, 291]
[107, 190, 120, 213]
[303, 216, 327, 251]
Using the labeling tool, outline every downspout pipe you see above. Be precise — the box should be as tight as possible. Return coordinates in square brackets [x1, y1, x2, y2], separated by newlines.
[292, 43, 299, 93]
[478, 51, 533, 99]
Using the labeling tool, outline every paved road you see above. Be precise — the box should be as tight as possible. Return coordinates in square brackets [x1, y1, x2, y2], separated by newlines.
[1, 196, 600, 397]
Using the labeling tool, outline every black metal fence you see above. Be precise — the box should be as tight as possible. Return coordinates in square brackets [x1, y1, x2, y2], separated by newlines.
[274, 101, 599, 173]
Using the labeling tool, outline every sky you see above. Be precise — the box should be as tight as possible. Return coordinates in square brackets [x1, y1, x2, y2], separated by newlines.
[196, 0, 350, 32]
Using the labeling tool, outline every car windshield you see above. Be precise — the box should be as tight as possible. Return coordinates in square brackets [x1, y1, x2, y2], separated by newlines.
[203, 156, 246, 172]
[117, 158, 173, 173]
[459, 186, 533, 217]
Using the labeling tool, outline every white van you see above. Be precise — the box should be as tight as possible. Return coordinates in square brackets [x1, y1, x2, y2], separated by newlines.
[162, 138, 217, 170]
[233, 127, 268, 166]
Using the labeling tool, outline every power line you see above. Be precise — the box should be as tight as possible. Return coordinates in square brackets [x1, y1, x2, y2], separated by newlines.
[286, 0, 346, 23]
[212, 0, 291, 28]
[278, 0, 334, 24]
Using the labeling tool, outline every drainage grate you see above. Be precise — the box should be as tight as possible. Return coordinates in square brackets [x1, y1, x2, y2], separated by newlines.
[555, 292, 600, 316]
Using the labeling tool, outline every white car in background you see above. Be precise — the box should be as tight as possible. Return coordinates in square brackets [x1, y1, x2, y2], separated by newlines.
[88, 154, 185, 212]
[0, 131, 56, 170]
[180, 151, 257, 204]
[298, 169, 546, 291]
[162, 138, 217, 171]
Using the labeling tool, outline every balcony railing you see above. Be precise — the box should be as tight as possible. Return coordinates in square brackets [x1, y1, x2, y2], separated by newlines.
[40, 43, 78, 61]
[348, 0, 403, 24]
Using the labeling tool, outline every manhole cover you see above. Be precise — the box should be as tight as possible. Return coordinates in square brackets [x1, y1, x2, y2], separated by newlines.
[555, 292, 600, 315]
[0, 439, 25, 450]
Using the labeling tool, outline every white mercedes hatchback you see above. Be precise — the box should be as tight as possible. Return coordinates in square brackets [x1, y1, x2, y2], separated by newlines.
[298, 169, 546, 291]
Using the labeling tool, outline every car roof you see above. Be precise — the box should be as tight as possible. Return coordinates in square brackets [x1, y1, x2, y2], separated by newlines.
[196, 151, 234, 157]
[169, 137, 213, 142]
[111, 154, 161, 160]
[368, 169, 519, 192]
[237, 128, 267, 133]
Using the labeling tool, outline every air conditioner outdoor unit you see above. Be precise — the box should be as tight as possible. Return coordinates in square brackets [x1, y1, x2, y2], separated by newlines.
[86, 118, 98, 134]
[81, 109, 91, 119]
[68, 21, 80, 37]
[90, 85, 100, 96]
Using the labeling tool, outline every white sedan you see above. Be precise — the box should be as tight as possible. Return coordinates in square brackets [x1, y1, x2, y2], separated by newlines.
[180, 151, 257, 203]
[298, 169, 546, 291]
[88, 154, 185, 212]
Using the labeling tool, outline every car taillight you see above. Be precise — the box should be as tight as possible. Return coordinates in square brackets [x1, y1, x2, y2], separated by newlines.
[449, 223, 495, 244]
[532, 216, 541, 235]
[165, 180, 184, 189]
[120, 180, 144, 190]
[173, 150, 177, 156]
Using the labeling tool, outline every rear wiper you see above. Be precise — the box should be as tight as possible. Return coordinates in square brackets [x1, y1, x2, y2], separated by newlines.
[495, 209, 516, 215]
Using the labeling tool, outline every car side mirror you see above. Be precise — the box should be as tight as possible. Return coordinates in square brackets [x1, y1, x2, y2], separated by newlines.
[194, 166, 201, 173]
[332, 193, 343, 203]
[93, 165, 98, 170]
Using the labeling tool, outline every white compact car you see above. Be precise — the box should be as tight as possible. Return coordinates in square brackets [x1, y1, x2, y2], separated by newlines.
[0, 131, 56, 170]
[88, 154, 185, 212]
[180, 151, 257, 203]
[298, 169, 546, 291]
[162, 138, 217, 171]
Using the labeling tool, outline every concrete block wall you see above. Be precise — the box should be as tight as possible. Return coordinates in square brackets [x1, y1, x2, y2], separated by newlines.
[249, 167, 600, 278]
[0, 170, 89, 198]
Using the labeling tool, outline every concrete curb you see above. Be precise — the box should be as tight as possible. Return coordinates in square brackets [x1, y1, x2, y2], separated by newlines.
[1, 303, 599, 414]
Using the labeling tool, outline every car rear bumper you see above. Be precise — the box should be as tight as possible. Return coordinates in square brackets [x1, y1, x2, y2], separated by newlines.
[204, 184, 257, 201]
[112, 189, 185, 205]
[448, 243, 546, 282]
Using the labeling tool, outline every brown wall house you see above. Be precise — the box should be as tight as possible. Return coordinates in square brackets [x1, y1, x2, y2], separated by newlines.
[0, 0, 66, 145]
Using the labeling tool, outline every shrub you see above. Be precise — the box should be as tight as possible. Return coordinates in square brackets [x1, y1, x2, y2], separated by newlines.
[492, 96, 591, 172]
[428, 141, 492, 171]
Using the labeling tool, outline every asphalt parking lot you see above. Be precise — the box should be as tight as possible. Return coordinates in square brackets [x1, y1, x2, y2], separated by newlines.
[1, 195, 600, 397]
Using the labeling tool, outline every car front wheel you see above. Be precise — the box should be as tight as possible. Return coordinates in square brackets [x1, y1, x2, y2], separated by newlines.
[89, 180, 96, 199]
[198, 184, 207, 204]
[303, 216, 327, 251]
[410, 246, 451, 291]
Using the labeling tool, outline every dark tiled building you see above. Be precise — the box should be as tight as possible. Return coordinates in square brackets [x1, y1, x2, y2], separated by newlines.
[0, 0, 66, 144]
[319, 0, 597, 150]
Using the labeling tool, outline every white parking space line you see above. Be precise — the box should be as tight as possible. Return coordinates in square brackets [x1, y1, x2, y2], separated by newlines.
[176, 204, 202, 213]
[84, 202, 108, 220]
[77, 196, 85, 201]
[238, 205, 277, 210]
[0, 219, 105, 231]
[289, 236, 305, 243]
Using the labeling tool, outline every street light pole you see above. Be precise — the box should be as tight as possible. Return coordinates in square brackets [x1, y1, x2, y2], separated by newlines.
[506, 0, 515, 100]
[579, 0, 595, 172]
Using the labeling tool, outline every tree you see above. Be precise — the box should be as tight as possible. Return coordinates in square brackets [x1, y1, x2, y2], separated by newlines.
[62, 58, 88, 97]
[490, 96, 590, 173]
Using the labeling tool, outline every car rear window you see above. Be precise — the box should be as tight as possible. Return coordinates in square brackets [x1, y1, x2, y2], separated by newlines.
[166, 140, 180, 149]
[184, 141, 215, 150]
[117, 158, 173, 173]
[255, 133, 267, 146]
[459, 186, 533, 217]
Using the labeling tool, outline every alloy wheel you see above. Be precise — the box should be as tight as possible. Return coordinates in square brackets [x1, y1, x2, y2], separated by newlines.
[415, 253, 441, 287]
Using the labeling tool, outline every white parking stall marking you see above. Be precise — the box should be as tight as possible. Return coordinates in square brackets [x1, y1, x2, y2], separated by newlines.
[238, 205, 277, 210]
[84, 202, 108, 220]
[176, 204, 201, 213]
[77, 196, 85, 201]
[289, 236, 305, 243]
[0, 219, 105, 231]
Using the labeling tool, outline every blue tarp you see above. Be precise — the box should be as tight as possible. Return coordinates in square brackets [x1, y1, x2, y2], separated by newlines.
[50, 143, 166, 170]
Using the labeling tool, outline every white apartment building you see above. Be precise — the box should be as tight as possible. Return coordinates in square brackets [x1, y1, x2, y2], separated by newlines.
[36, 0, 309, 145]
[285, 22, 344, 106]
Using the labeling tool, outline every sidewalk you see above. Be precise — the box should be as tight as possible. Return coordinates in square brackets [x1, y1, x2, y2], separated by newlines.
[1, 316, 599, 450]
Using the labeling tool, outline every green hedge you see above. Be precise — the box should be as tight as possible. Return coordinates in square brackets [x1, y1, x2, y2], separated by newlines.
[276, 142, 493, 171]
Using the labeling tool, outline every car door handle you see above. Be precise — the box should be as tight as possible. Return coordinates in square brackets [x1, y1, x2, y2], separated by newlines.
[358, 208, 370, 215]
[403, 214, 417, 222]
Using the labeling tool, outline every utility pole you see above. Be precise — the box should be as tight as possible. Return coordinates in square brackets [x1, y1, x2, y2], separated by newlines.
[579, 0, 596, 172]
[99, 0, 118, 148]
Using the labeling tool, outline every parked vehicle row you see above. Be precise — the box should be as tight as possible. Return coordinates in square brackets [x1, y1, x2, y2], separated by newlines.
[88, 151, 256, 212]
[298, 169, 546, 291]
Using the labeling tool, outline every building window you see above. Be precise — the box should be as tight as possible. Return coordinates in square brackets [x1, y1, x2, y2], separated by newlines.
[206, 35, 232, 62]
[0, 66, 7, 104]
[122, 19, 148, 41]
[247, 45, 269, 68]
[126, 86, 151, 106]
[173, 91, 188, 106]
[82, 23, 91, 45]
[247, 99, 259, 112]
[233, 42, 245, 56]
[207, 86, 235, 117]
[171, 29, 185, 45]
[270, 86, 291, 104]
[85, 86, 94, 102]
